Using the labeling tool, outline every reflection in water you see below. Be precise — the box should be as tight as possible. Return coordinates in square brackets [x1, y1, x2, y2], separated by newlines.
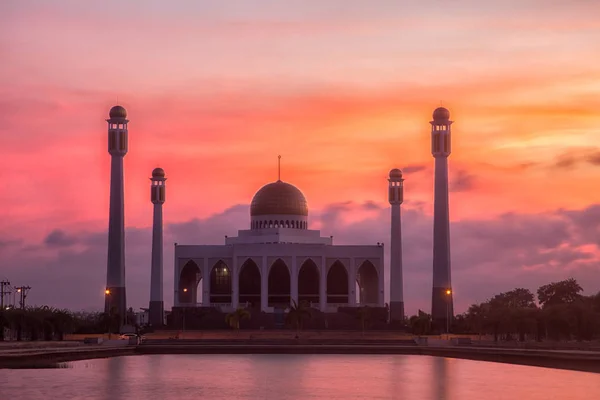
[433, 356, 449, 400]
[104, 356, 124, 400]
[0, 354, 599, 400]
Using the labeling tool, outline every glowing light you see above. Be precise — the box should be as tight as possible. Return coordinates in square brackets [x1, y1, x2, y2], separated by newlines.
[105, 289, 110, 295]
[446, 289, 452, 295]
[183, 288, 188, 292]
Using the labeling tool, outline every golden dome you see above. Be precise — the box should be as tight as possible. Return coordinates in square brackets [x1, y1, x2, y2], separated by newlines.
[250, 180, 308, 216]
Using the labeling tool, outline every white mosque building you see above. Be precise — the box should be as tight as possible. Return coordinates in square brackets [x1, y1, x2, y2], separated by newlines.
[173, 176, 386, 314]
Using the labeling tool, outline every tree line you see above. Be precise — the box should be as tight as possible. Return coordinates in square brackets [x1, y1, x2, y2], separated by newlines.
[0, 306, 138, 341]
[409, 278, 600, 341]
[1, 278, 598, 341]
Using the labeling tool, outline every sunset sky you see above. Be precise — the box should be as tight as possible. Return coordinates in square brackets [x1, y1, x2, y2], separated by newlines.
[1, 0, 600, 314]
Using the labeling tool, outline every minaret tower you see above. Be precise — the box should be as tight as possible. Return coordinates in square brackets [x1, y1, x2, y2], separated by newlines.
[149, 167, 166, 326]
[430, 106, 454, 331]
[105, 105, 128, 322]
[388, 168, 405, 323]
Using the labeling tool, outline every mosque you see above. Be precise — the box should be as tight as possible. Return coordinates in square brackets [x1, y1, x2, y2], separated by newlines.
[104, 104, 454, 329]
[173, 171, 386, 315]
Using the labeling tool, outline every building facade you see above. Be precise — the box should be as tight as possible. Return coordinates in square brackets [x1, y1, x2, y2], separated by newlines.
[173, 179, 385, 313]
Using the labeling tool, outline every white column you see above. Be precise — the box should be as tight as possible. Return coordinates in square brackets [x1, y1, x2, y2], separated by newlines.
[291, 256, 298, 306]
[232, 255, 239, 309]
[348, 258, 356, 306]
[202, 258, 210, 306]
[319, 257, 327, 311]
[261, 255, 268, 311]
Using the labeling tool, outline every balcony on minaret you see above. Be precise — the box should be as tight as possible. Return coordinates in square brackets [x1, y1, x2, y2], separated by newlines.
[150, 168, 166, 204]
[430, 107, 452, 157]
[107, 105, 129, 156]
[388, 169, 404, 205]
[151, 181, 166, 203]
[108, 128, 128, 155]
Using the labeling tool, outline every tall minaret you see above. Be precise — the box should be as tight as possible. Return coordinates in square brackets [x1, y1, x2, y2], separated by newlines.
[430, 106, 454, 331]
[105, 105, 128, 323]
[388, 168, 405, 323]
[149, 167, 166, 326]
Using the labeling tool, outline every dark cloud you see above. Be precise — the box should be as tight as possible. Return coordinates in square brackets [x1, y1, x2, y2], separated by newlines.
[449, 169, 476, 192]
[44, 229, 78, 247]
[552, 148, 600, 169]
[554, 154, 578, 169]
[1, 201, 600, 315]
[586, 151, 600, 166]
[403, 164, 428, 174]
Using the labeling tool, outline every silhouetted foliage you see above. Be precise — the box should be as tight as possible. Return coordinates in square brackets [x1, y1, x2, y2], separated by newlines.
[225, 307, 251, 333]
[537, 278, 583, 308]
[356, 306, 372, 335]
[286, 300, 312, 336]
[409, 310, 432, 335]
[457, 278, 600, 342]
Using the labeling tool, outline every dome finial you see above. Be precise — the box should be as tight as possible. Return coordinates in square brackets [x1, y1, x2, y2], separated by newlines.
[278, 155, 282, 182]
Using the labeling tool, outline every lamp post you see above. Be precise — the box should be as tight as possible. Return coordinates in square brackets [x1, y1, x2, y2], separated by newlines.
[14, 286, 31, 309]
[445, 289, 452, 334]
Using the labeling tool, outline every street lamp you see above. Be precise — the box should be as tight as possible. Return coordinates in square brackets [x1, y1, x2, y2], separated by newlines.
[445, 289, 452, 335]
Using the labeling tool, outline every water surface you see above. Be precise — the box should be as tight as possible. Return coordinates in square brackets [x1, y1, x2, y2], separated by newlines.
[1, 354, 598, 400]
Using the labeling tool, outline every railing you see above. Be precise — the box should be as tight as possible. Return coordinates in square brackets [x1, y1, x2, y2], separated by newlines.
[213, 303, 233, 312]
[356, 303, 380, 307]
[326, 303, 349, 311]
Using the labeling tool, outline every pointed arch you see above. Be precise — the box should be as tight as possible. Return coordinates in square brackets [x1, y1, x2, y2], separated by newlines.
[239, 258, 261, 307]
[298, 259, 319, 305]
[356, 260, 379, 305]
[210, 260, 231, 304]
[327, 260, 348, 304]
[268, 258, 290, 307]
[179, 260, 201, 304]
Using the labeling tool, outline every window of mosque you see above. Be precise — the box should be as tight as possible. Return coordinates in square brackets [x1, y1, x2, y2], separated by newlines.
[213, 264, 230, 288]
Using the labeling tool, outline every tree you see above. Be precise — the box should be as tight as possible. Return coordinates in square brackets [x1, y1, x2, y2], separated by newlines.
[225, 308, 251, 333]
[537, 278, 583, 308]
[356, 306, 371, 335]
[487, 288, 537, 341]
[0, 311, 8, 341]
[409, 310, 431, 335]
[465, 303, 489, 339]
[286, 300, 311, 337]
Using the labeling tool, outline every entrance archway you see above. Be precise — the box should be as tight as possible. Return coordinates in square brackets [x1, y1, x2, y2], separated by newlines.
[298, 259, 319, 305]
[268, 258, 290, 307]
[179, 260, 201, 304]
[210, 260, 231, 304]
[239, 258, 261, 308]
[327, 260, 348, 304]
[356, 260, 379, 305]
